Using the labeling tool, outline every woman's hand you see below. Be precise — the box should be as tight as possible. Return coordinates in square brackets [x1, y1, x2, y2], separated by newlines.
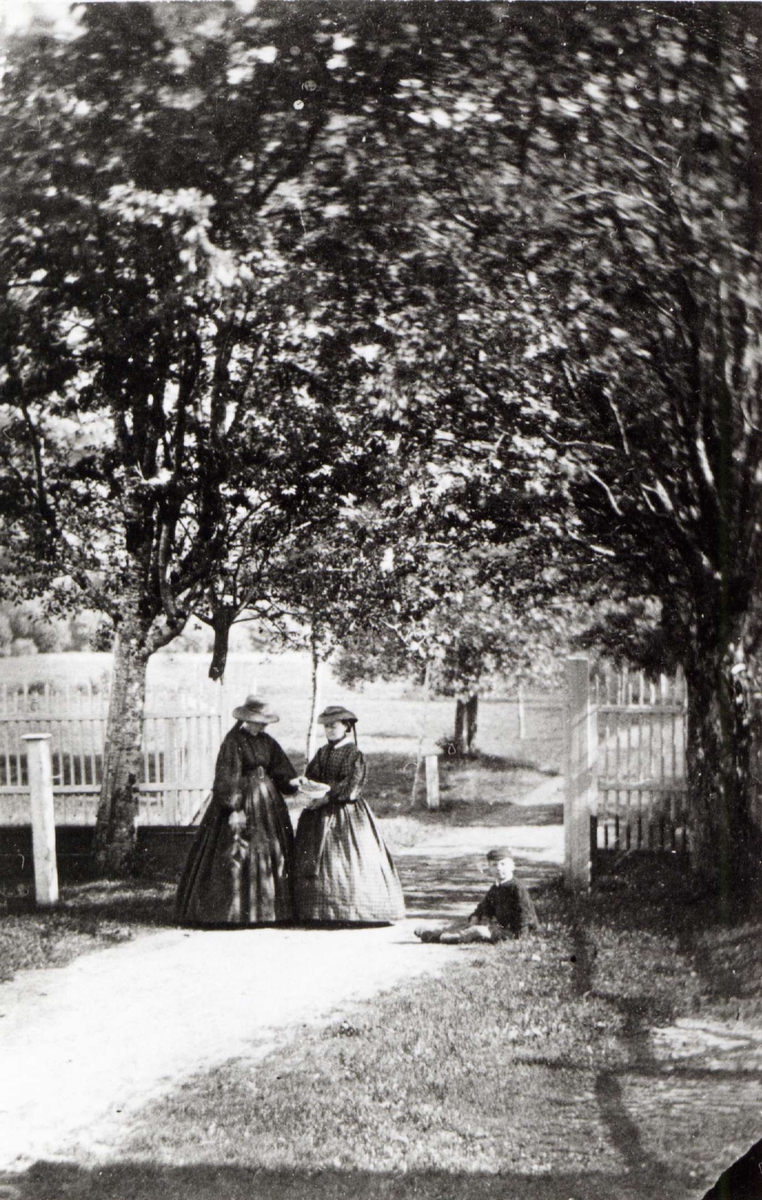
[228, 810, 247, 832]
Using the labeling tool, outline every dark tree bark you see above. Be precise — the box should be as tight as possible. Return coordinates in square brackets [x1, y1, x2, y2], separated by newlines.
[209, 607, 237, 682]
[685, 625, 762, 909]
[453, 693, 479, 757]
[465, 694, 479, 754]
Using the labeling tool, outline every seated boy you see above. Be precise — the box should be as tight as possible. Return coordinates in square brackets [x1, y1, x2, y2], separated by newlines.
[415, 847, 539, 944]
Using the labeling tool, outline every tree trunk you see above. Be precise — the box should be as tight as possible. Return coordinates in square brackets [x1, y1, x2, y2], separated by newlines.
[453, 698, 466, 757]
[465, 693, 479, 754]
[410, 659, 433, 808]
[94, 624, 152, 876]
[453, 693, 479, 757]
[686, 641, 762, 910]
[305, 636, 325, 764]
[208, 606, 236, 681]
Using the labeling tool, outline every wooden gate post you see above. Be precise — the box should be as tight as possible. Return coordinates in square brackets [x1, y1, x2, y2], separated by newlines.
[564, 657, 596, 890]
[22, 733, 59, 907]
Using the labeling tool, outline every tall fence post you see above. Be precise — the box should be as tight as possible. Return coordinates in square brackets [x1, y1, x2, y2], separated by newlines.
[565, 657, 596, 890]
[22, 733, 59, 907]
[424, 754, 440, 809]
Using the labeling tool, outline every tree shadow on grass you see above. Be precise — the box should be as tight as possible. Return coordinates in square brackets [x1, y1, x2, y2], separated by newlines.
[583, 863, 728, 952]
[445, 752, 559, 775]
[2, 880, 177, 928]
[0, 1162, 697, 1200]
[414, 800, 563, 828]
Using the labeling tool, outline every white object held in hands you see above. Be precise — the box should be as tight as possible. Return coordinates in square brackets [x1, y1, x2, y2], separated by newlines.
[291, 776, 331, 806]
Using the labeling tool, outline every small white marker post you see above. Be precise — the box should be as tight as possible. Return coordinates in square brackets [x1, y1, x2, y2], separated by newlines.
[424, 754, 440, 810]
[22, 734, 59, 907]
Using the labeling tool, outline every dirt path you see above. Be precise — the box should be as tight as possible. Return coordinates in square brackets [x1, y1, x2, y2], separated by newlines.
[0, 810, 563, 1172]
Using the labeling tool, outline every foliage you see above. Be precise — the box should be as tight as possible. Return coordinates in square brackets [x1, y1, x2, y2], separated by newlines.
[0, 4, 420, 652]
[0, 601, 107, 656]
[0, 1, 558, 665]
[2, 3, 761, 884]
[0, 3, 456, 862]
[303, 1, 762, 887]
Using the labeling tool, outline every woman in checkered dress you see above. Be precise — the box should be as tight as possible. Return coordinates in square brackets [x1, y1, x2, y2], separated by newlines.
[294, 706, 406, 924]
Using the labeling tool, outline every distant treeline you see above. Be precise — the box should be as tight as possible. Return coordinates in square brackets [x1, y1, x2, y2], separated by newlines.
[0, 605, 272, 658]
[0, 603, 108, 657]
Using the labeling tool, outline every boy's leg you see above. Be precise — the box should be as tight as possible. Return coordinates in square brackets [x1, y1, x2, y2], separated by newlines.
[414, 920, 468, 943]
[440, 924, 493, 944]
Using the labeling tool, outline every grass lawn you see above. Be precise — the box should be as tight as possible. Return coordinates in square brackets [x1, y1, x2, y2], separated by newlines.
[366, 750, 556, 815]
[3, 747, 761, 1200]
[0, 881, 176, 984]
[34, 870, 754, 1200]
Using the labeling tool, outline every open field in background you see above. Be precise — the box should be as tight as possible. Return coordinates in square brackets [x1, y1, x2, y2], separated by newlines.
[0, 650, 565, 764]
[217, 652, 565, 775]
[0, 652, 565, 824]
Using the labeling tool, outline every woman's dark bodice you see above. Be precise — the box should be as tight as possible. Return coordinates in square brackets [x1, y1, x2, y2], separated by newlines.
[305, 742, 366, 804]
[213, 726, 297, 809]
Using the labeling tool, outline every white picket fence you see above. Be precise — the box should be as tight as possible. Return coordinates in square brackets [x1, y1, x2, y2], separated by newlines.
[593, 666, 688, 854]
[565, 658, 688, 887]
[0, 654, 256, 826]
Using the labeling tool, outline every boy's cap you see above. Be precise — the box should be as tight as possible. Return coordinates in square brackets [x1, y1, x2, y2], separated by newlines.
[486, 847, 514, 862]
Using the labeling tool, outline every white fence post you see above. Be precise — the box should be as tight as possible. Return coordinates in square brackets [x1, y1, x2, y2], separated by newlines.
[424, 754, 440, 809]
[22, 734, 59, 907]
[564, 657, 596, 890]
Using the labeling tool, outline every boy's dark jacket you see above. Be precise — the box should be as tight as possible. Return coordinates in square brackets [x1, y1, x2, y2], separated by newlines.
[471, 878, 539, 936]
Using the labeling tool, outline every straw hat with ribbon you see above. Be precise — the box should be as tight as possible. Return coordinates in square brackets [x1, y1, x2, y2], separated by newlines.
[232, 696, 279, 724]
[317, 705, 358, 744]
[317, 705, 357, 725]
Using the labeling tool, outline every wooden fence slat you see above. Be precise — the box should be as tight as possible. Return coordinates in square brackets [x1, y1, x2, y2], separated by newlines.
[586, 662, 688, 864]
[0, 709, 222, 826]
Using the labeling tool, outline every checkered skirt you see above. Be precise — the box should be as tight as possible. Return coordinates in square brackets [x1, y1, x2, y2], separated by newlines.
[294, 797, 406, 923]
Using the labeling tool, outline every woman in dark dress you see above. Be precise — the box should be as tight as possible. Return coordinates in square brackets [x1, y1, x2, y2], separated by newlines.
[177, 697, 298, 926]
[293, 705, 406, 924]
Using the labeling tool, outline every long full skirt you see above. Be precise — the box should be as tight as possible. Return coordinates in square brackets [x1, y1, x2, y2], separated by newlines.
[176, 773, 295, 925]
[294, 798, 406, 923]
